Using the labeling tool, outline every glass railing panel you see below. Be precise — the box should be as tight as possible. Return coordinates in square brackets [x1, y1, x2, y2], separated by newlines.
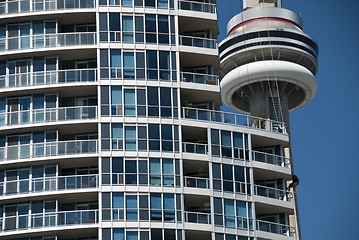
[254, 185, 293, 201]
[178, 0, 216, 13]
[0, 0, 95, 15]
[252, 150, 290, 167]
[180, 35, 217, 49]
[0, 140, 97, 162]
[182, 142, 208, 154]
[256, 220, 295, 237]
[184, 211, 211, 224]
[0, 106, 97, 127]
[184, 176, 209, 189]
[181, 107, 287, 134]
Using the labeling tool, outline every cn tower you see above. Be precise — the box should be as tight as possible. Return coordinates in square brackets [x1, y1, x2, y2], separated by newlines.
[219, 0, 318, 239]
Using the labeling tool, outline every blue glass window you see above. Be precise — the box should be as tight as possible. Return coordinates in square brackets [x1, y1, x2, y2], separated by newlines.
[162, 158, 174, 186]
[112, 123, 123, 149]
[125, 126, 136, 150]
[224, 199, 235, 227]
[126, 231, 138, 240]
[157, 0, 168, 8]
[150, 193, 162, 220]
[113, 228, 125, 240]
[122, 0, 133, 6]
[126, 195, 138, 220]
[111, 86, 122, 115]
[149, 158, 161, 185]
[125, 160, 137, 184]
[122, 16, 134, 42]
[163, 193, 175, 221]
[123, 52, 135, 79]
[124, 89, 135, 116]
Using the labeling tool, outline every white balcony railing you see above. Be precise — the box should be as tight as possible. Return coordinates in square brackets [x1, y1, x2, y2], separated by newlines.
[0, 106, 97, 127]
[182, 142, 208, 154]
[180, 72, 219, 86]
[0, 174, 98, 196]
[0, 69, 97, 89]
[178, 0, 216, 14]
[0, 0, 95, 15]
[184, 176, 210, 189]
[252, 150, 290, 167]
[0, 32, 96, 52]
[254, 185, 293, 202]
[0, 209, 98, 232]
[180, 35, 217, 49]
[0, 139, 98, 162]
[182, 107, 287, 134]
[184, 211, 211, 224]
[256, 219, 295, 237]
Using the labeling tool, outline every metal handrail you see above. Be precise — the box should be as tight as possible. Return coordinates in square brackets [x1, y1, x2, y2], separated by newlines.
[181, 107, 287, 134]
[0, 32, 96, 52]
[252, 150, 290, 167]
[0, 0, 95, 15]
[182, 142, 208, 154]
[179, 35, 217, 49]
[184, 211, 211, 224]
[178, 0, 216, 14]
[0, 68, 97, 89]
[0, 139, 98, 162]
[0, 209, 98, 232]
[254, 184, 293, 201]
[256, 219, 296, 237]
[180, 72, 219, 86]
[0, 106, 97, 126]
[0, 174, 98, 196]
[184, 176, 210, 189]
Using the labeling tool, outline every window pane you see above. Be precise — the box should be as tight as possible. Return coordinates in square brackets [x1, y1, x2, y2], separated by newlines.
[113, 192, 124, 208]
[112, 86, 122, 105]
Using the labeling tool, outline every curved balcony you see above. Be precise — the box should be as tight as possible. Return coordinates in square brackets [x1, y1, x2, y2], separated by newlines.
[252, 151, 290, 168]
[0, 0, 95, 17]
[184, 176, 209, 189]
[0, 69, 97, 91]
[178, 0, 216, 14]
[0, 139, 98, 164]
[0, 209, 98, 234]
[0, 32, 96, 55]
[256, 220, 295, 238]
[254, 185, 292, 202]
[0, 174, 98, 198]
[180, 35, 217, 49]
[0, 106, 97, 130]
[181, 107, 287, 134]
[184, 211, 211, 224]
[180, 72, 219, 86]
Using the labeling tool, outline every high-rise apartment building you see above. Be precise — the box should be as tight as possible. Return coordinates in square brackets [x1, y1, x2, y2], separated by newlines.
[0, 0, 317, 240]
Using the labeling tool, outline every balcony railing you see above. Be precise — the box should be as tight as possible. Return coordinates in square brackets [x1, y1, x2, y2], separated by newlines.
[178, 0, 216, 14]
[181, 107, 287, 134]
[0, 69, 97, 89]
[0, 139, 98, 162]
[0, 32, 96, 52]
[0, 209, 98, 232]
[256, 220, 295, 237]
[252, 150, 290, 167]
[0, 0, 95, 15]
[0, 174, 98, 196]
[180, 72, 219, 86]
[254, 185, 293, 202]
[180, 35, 217, 49]
[184, 176, 210, 189]
[182, 142, 208, 154]
[184, 211, 211, 224]
[0, 106, 97, 127]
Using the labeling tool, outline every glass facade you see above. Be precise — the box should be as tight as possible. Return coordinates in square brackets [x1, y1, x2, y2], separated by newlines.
[0, 1, 299, 240]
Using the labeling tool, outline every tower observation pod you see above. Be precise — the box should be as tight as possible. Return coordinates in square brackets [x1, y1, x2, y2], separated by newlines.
[219, 0, 318, 131]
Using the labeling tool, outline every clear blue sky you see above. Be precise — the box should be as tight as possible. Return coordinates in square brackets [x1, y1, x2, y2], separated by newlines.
[217, 0, 359, 239]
